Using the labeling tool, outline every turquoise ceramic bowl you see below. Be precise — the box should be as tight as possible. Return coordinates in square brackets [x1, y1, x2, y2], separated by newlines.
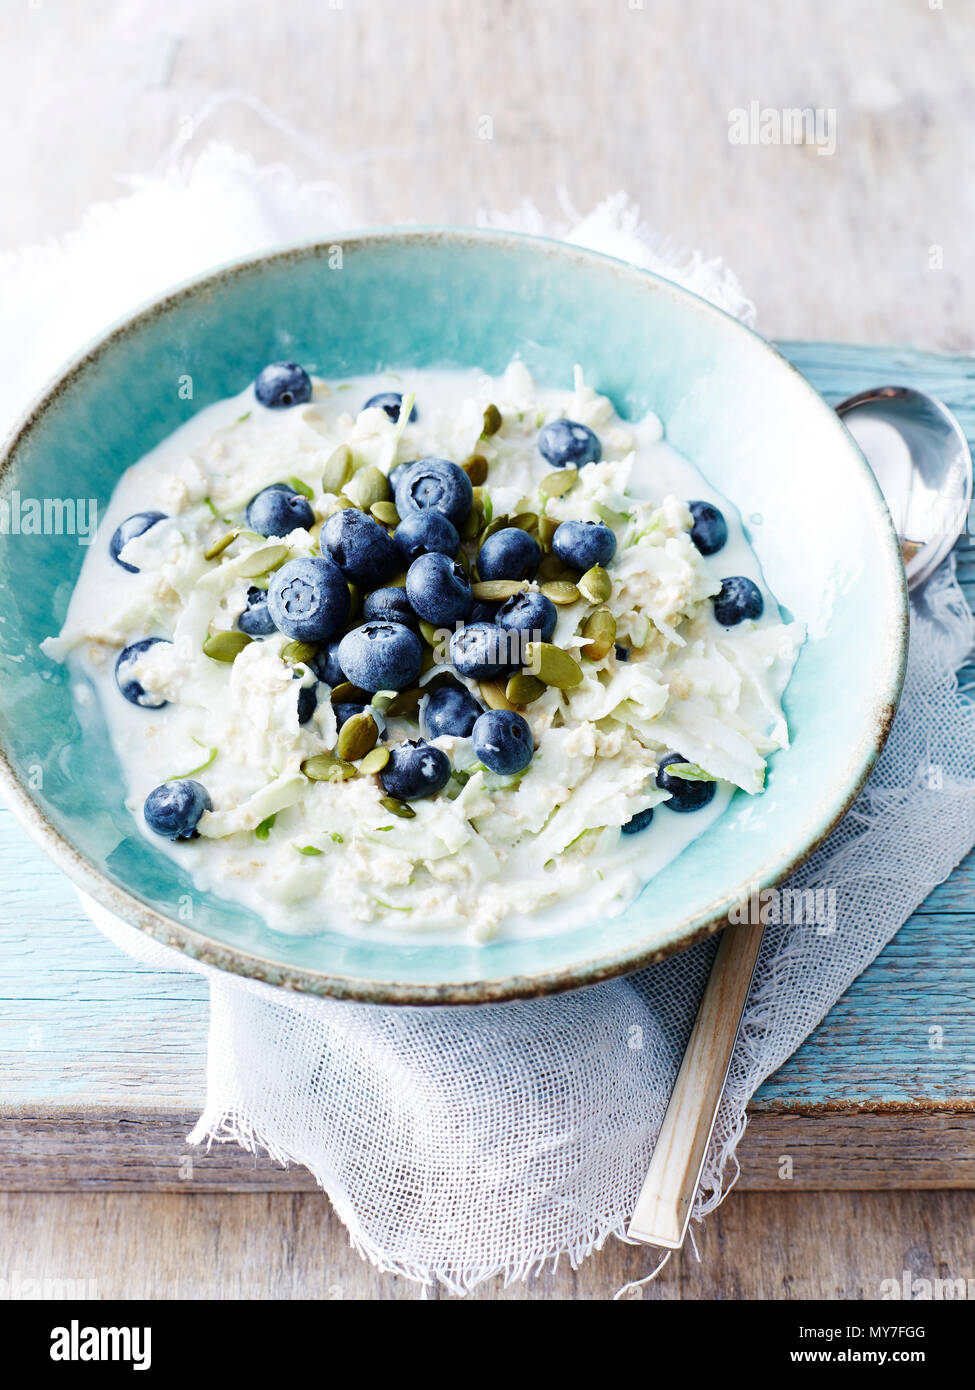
[0, 230, 907, 1002]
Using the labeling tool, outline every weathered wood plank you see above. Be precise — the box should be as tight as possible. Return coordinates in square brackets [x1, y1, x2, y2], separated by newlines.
[3, 1187, 973, 1299]
[2, 1109, 972, 1193]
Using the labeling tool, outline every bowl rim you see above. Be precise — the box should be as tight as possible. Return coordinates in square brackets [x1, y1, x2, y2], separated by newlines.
[0, 226, 909, 1004]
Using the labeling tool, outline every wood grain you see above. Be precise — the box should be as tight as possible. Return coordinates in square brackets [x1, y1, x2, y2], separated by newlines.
[3, 1109, 973, 1194]
[1, 0, 974, 350]
[3, 1188, 973, 1299]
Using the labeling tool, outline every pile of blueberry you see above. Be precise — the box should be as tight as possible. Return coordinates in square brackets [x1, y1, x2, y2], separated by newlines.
[112, 362, 751, 843]
[116, 365, 611, 840]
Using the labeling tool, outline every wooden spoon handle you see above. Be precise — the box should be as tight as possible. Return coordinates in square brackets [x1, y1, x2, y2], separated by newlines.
[627, 923, 765, 1249]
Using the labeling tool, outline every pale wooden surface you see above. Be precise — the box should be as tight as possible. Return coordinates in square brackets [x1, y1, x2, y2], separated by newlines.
[4, 1189, 974, 1300]
[1, 0, 974, 350]
[2, 0, 975, 1300]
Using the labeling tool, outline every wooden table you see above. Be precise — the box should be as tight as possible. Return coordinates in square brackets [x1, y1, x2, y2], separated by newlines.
[2, 0, 975, 1299]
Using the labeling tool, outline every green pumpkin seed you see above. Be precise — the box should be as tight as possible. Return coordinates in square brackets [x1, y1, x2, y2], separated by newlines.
[322, 444, 353, 494]
[472, 579, 529, 601]
[389, 572, 409, 589]
[525, 641, 583, 689]
[538, 515, 560, 549]
[481, 403, 502, 437]
[581, 608, 616, 661]
[384, 686, 422, 717]
[330, 681, 371, 703]
[287, 475, 314, 499]
[359, 746, 390, 775]
[348, 464, 390, 510]
[380, 796, 416, 819]
[336, 710, 379, 761]
[204, 530, 238, 561]
[506, 672, 546, 705]
[539, 469, 578, 498]
[540, 580, 581, 605]
[538, 551, 565, 579]
[460, 504, 482, 541]
[370, 500, 400, 527]
[462, 453, 489, 485]
[578, 565, 612, 604]
[418, 619, 443, 648]
[596, 502, 628, 527]
[663, 761, 714, 782]
[237, 543, 291, 579]
[202, 631, 252, 662]
[478, 515, 509, 546]
[479, 679, 515, 711]
[281, 640, 318, 666]
[301, 753, 356, 781]
[347, 582, 362, 619]
[511, 511, 538, 533]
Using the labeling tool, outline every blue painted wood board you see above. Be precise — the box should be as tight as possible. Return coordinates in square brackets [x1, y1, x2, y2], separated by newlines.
[1, 341, 973, 1115]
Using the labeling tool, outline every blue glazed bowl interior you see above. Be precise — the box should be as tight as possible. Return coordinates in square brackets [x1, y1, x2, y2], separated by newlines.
[0, 231, 906, 1000]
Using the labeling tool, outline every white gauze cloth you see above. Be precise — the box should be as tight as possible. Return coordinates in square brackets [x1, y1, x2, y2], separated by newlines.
[5, 144, 975, 1294]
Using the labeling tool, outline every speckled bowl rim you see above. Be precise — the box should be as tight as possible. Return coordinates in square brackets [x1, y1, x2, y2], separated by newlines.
[0, 227, 909, 1004]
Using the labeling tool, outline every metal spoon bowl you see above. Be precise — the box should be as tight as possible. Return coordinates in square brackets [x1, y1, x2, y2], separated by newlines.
[836, 386, 972, 591]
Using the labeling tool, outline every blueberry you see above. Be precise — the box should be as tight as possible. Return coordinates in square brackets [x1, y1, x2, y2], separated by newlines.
[143, 779, 212, 840]
[621, 808, 654, 834]
[312, 638, 345, 686]
[237, 586, 278, 637]
[538, 419, 601, 469]
[110, 511, 167, 573]
[713, 576, 764, 626]
[394, 457, 473, 529]
[363, 586, 419, 628]
[688, 501, 728, 556]
[267, 556, 350, 641]
[422, 682, 483, 739]
[615, 643, 630, 662]
[449, 623, 517, 680]
[477, 526, 541, 582]
[115, 638, 170, 708]
[296, 681, 318, 724]
[362, 391, 417, 423]
[388, 460, 415, 495]
[405, 552, 473, 626]
[471, 709, 534, 775]
[333, 701, 367, 729]
[470, 600, 501, 625]
[496, 591, 557, 644]
[322, 507, 399, 589]
[254, 362, 312, 409]
[552, 519, 616, 571]
[656, 753, 717, 812]
[245, 485, 314, 537]
[393, 510, 459, 567]
[380, 739, 451, 801]
[337, 621, 423, 692]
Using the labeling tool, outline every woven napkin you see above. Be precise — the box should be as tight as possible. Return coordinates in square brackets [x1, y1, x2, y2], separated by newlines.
[6, 141, 975, 1295]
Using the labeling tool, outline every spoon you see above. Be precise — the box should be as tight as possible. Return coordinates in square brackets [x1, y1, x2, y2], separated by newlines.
[836, 386, 973, 590]
[628, 384, 973, 1251]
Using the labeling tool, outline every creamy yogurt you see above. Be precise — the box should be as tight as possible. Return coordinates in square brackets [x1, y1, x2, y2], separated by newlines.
[43, 362, 803, 943]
